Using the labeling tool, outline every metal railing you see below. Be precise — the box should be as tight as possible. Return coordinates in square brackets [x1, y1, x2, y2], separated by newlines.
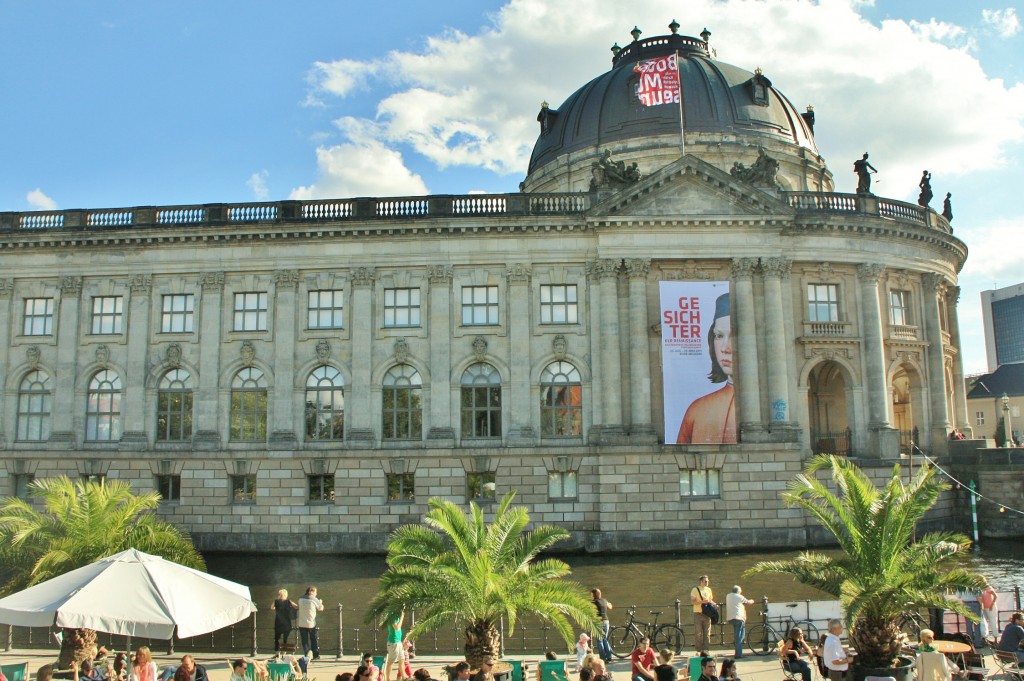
[810, 428, 853, 457]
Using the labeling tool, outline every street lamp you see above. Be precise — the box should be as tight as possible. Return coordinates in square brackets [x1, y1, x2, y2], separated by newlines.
[1002, 393, 1013, 446]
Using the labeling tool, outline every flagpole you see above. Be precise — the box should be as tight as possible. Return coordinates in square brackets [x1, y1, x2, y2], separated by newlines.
[676, 50, 685, 156]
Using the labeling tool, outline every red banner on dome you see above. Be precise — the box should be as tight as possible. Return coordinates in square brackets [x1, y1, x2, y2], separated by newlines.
[634, 54, 680, 107]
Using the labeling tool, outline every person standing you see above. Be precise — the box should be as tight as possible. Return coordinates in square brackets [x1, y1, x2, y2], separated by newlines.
[630, 637, 656, 681]
[822, 619, 854, 681]
[725, 586, 754, 658]
[591, 588, 614, 662]
[958, 588, 983, 647]
[298, 586, 325, 661]
[980, 583, 998, 640]
[272, 589, 299, 652]
[691, 575, 715, 654]
[385, 609, 408, 681]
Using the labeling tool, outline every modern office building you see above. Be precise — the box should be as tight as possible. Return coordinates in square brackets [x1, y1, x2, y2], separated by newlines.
[0, 24, 968, 552]
[981, 282, 1024, 371]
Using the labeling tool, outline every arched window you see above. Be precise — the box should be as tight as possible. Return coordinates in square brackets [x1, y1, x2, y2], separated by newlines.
[17, 370, 51, 441]
[540, 361, 582, 437]
[305, 366, 345, 440]
[86, 369, 123, 441]
[461, 363, 501, 438]
[382, 364, 422, 441]
[230, 367, 267, 441]
[157, 369, 194, 442]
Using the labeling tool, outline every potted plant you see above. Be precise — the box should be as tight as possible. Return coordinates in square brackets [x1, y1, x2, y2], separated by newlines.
[747, 455, 985, 681]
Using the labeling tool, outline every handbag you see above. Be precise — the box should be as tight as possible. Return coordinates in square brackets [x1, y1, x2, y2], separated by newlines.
[701, 601, 720, 624]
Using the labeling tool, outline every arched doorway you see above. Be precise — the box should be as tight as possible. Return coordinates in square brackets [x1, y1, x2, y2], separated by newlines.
[808, 360, 853, 456]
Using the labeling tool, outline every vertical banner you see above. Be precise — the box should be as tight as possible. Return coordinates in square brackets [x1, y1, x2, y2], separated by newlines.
[633, 54, 680, 107]
[660, 281, 736, 444]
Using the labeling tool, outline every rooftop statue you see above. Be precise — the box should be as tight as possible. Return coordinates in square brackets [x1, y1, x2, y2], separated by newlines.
[853, 152, 877, 195]
[590, 150, 641, 190]
[917, 170, 933, 207]
[729, 146, 782, 189]
[942, 192, 954, 223]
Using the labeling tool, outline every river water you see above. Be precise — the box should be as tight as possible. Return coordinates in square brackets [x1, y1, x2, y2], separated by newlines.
[201, 539, 1021, 656]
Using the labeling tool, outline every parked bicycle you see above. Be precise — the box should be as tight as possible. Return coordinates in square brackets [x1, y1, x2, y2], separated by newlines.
[896, 608, 927, 640]
[608, 607, 686, 659]
[746, 603, 820, 656]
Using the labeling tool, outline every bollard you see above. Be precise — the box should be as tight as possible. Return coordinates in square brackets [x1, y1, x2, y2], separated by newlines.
[675, 599, 682, 627]
[337, 604, 344, 660]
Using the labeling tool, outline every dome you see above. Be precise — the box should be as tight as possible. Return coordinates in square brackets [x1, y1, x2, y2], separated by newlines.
[524, 27, 831, 194]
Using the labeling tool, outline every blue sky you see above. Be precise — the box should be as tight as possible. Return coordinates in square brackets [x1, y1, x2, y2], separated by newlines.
[1, 0, 1021, 375]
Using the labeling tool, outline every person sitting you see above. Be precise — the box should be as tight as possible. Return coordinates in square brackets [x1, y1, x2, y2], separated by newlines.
[653, 666, 675, 681]
[696, 658, 717, 681]
[451, 662, 472, 681]
[591, 657, 613, 681]
[998, 613, 1024, 663]
[781, 627, 814, 681]
[338, 675, 355, 681]
[631, 638, 656, 681]
[470, 658, 494, 681]
[538, 651, 562, 681]
[229, 661, 247, 681]
[580, 670, 594, 681]
[717, 659, 739, 681]
[918, 629, 966, 681]
[412, 671, 434, 681]
[72, 659, 106, 681]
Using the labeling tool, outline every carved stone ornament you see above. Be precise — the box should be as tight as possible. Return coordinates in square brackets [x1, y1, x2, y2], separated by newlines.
[240, 341, 256, 367]
[427, 265, 453, 284]
[0, 278, 13, 297]
[662, 260, 712, 281]
[816, 262, 836, 280]
[586, 259, 620, 282]
[200, 271, 225, 291]
[274, 270, 301, 289]
[856, 262, 885, 282]
[730, 258, 757, 279]
[506, 263, 532, 283]
[760, 257, 792, 278]
[165, 343, 182, 368]
[590, 149, 642, 190]
[921, 272, 944, 293]
[95, 345, 110, 368]
[552, 334, 568, 359]
[128, 274, 152, 292]
[26, 346, 41, 369]
[60, 276, 82, 294]
[729, 146, 781, 189]
[625, 258, 651, 279]
[393, 337, 410, 363]
[895, 270, 911, 290]
[315, 339, 331, 362]
[472, 336, 488, 360]
[351, 267, 376, 288]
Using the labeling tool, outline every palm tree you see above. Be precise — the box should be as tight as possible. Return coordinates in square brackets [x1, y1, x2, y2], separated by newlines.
[366, 492, 598, 666]
[0, 476, 205, 667]
[746, 454, 985, 670]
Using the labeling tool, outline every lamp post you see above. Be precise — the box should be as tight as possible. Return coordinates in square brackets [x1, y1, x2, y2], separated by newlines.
[1002, 393, 1013, 446]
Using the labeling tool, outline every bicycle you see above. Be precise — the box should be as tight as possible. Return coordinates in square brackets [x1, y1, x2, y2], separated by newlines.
[607, 607, 687, 659]
[746, 603, 820, 656]
[895, 608, 927, 640]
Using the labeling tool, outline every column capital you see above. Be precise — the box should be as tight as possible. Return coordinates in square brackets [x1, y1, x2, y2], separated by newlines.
[948, 284, 961, 303]
[730, 258, 758, 279]
[760, 257, 792, 279]
[0, 278, 13, 298]
[199, 271, 225, 292]
[274, 269, 301, 290]
[506, 263, 532, 283]
[128, 274, 152, 293]
[624, 258, 651, 279]
[351, 266, 376, 288]
[60, 276, 83, 294]
[856, 262, 885, 282]
[920, 272, 947, 294]
[586, 258, 620, 281]
[427, 265, 453, 284]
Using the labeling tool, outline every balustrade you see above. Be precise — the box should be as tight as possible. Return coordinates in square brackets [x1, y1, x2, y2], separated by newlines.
[888, 324, 920, 341]
[803, 320, 851, 337]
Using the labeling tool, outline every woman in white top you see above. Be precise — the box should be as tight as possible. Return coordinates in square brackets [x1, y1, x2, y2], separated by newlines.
[132, 646, 158, 681]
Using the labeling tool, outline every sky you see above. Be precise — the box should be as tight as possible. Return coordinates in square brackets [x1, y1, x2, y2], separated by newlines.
[1, 0, 1022, 375]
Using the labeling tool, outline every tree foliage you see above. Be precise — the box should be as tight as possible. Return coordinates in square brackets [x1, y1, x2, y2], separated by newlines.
[746, 455, 985, 668]
[366, 492, 597, 665]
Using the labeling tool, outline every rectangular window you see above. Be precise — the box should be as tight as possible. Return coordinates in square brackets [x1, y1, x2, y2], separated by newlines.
[680, 469, 721, 498]
[975, 411, 985, 426]
[384, 288, 421, 327]
[308, 290, 344, 329]
[231, 474, 257, 503]
[387, 472, 415, 503]
[308, 474, 335, 503]
[161, 294, 195, 333]
[548, 470, 578, 500]
[13, 473, 34, 499]
[155, 474, 181, 502]
[540, 284, 578, 324]
[233, 292, 268, 331]
[807, 284, 839, 322]
[467, 471, 496, 501]
[23, 298, 54, 336]
[81, 474, 106, 485]
[889, 290, 911, 326]
[91, 296, 123, 335]
[461, 286, 499, 326]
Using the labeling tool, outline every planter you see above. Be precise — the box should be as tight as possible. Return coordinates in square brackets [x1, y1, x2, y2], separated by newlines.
[852, 656, 915, 681]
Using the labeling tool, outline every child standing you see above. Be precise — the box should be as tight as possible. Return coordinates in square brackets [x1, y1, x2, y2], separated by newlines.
[575, 633, 592, 670]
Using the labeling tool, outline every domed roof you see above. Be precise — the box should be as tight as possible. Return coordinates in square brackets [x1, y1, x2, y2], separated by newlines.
[528, 28, 819, 177]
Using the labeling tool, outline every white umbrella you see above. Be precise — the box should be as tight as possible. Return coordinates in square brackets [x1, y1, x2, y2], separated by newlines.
[0, 548, 257, 638]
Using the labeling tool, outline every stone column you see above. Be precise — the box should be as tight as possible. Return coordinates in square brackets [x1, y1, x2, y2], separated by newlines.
[269, 270, 300, 449]
[0, 279, 13, 446]
[426, 265, 455, 444]
[347, 267, 375, 446]
[193, 272, 224, 449]
[760, 258, 798, 439]
[120, 275, 152, 446]
[585, 262, 604, 442]
[506, 263, 536, 445]
[597, 259, 623, 439]
[946, 285, 971, 436]
[731, 258, 763, 438]
[625, 258, 655, 441]
[922, 274, 951, 452]
[857, 262, 898, 457]
[50, 276, 83, 445]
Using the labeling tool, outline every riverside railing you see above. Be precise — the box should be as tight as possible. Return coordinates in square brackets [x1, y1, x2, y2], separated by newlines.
[7, 588, 1022, 657]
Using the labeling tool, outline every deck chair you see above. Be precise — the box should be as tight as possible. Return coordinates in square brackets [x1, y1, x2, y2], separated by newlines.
[507, 660, 524, 681]
[373, 656, 386, 670]
[687, 656, 703, 681]
[993, 651, 1023, 681]
[538, 659, 568, 681]
[267, 662, 293, 681]
[0, 663, 27, 681]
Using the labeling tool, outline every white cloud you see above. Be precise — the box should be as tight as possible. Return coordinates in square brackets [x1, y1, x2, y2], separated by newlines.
[246, 170, 270, 200]
[26, 188, 57, 210]
[289, 136, 428, 199]
[982, 8, 1021, 38]
[294, 0, 1024, 202]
